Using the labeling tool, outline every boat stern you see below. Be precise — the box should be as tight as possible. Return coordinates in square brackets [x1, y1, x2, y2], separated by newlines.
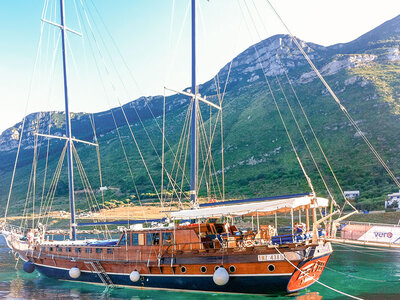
[286, 242, 332, 293]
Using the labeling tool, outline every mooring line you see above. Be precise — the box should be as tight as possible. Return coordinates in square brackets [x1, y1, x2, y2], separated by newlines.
[325, 266, 386, 283]
[274, 247, 363, 300]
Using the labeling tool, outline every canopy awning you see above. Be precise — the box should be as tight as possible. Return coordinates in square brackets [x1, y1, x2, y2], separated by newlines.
[171, 196, 329, 220]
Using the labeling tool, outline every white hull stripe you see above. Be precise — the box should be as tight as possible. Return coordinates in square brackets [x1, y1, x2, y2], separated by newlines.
[34, 262, 291, 277]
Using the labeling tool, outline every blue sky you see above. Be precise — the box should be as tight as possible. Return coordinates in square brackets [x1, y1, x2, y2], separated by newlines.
[1, 0, 400, 133]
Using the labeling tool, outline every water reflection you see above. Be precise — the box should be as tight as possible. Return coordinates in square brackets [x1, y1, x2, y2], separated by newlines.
[295, 292, 322, 300]
[8, 274, 24, 299]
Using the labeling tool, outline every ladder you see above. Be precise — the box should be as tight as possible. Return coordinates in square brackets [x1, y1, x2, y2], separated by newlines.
[85, 261, 115, 289]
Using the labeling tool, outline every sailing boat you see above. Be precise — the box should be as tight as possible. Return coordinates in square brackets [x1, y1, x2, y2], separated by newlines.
[1, 0, 334, 294]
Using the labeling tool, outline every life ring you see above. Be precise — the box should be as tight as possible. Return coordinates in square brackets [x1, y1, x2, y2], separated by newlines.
[244, 239, 255, 247]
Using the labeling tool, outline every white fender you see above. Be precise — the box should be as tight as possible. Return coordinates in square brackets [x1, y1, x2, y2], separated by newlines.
[129, 270, 140, 282]
[213, 266, 229, 286]
[69, 267, 81, 279]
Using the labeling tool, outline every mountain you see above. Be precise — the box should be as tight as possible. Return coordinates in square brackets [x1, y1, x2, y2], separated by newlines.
[2, 15, 400, 215]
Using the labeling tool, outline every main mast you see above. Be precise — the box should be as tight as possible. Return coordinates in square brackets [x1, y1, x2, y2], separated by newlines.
[190, 0, 198, 207]
[59, 0, 77, 240]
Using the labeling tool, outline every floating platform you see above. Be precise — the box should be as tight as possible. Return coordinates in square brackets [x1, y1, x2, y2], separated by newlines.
[328, 221, 400, 248]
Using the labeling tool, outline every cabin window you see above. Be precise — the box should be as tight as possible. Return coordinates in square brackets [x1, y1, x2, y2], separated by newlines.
[107, 248, 113, 254]
[96, 248, 103, 254]
[48, 247, 53, 252]
[40, 247, 45, 252]
[215, 225, 224, 234]
[138, 234, 145, 246]
[146, 233, 160, 246]
[66, 247, 72, 252]
[162, 232, 173, 245]
[119, 233, 130, 246]
[85, 248, 92, 254]
[131, 233, 139, 246]
[119, 235, 126, 245]
[56, 247, 63, 252]
[75, 248, 81, 253]
[207, 218, 219, 223]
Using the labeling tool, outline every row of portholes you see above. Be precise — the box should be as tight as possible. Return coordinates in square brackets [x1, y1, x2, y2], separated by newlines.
[180, 265, 237, 273]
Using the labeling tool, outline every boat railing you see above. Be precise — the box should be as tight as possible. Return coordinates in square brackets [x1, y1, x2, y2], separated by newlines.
[31, 247, 118, 262]
[341, 220, 400, 228]
[164, 233, 318, 253]
[1, 223, 25, 236]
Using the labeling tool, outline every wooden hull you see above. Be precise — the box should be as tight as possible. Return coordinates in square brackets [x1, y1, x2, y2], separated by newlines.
[13, 243, 331, 294]
[6, 222, 332, 294]
[35, 263, 292, 294]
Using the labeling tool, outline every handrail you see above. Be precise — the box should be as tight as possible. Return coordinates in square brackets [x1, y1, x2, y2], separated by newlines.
[341, 220, 400, 228]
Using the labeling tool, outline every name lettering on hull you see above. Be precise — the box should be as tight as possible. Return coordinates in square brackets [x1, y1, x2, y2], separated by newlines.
[258, 254, 284, 261]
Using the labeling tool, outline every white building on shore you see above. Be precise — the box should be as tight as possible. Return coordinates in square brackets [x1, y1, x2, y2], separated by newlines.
[385, 190, 400, 209]
[344, 190, 360, 200]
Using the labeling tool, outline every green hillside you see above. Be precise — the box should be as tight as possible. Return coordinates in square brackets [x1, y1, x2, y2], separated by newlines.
[1, 16, 400, 216]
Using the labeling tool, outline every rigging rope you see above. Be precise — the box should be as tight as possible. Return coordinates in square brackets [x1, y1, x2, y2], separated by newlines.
[274, 246, 363, 300]
[246, 0, 358, 214]
[74, 4, 148, 219]
[72, 143, 109, 238]
[275, 55, 349, 208]
[38, 30, 62, 220]
[248, 0, 341, 207]
[264, 0, 400, 193]
[325, 265, 389, 282]
[178, 104, 193, 205]
[73, 0, 107, 218]
[241, 1, 316, 195]
[79, 0, 190, 207]
[78, 2, 167, 214]
[39, 113, 52, 219]
[167, 97, 192, 202]
[42, 142, 68, 228]
[89, 0, 191, 192]
[197, 109, 223, 199]
[274, 75, 338, 207]
[87, 0, 189, 188]
[87, 0, 230, 208]
[4, 0, 51, 223]
[161, 91, 166, 207]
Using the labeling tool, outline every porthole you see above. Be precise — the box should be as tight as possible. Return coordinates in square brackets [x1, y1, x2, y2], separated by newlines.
[214, 266, 219, 271]
[180, 266, 187, 273]
[200, 266, 207, 273]
[268, 264, 275, 272]
[229, 265, 236, 273]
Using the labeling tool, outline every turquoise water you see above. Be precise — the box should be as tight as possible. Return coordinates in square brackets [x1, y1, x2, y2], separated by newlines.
[0, 235, 399, 299]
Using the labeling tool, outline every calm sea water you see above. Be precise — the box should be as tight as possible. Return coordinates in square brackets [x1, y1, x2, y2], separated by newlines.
[0, 235, 399, 299]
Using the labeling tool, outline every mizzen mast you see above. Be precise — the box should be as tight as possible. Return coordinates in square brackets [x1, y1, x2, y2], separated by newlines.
[190, 0, 198, 207]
